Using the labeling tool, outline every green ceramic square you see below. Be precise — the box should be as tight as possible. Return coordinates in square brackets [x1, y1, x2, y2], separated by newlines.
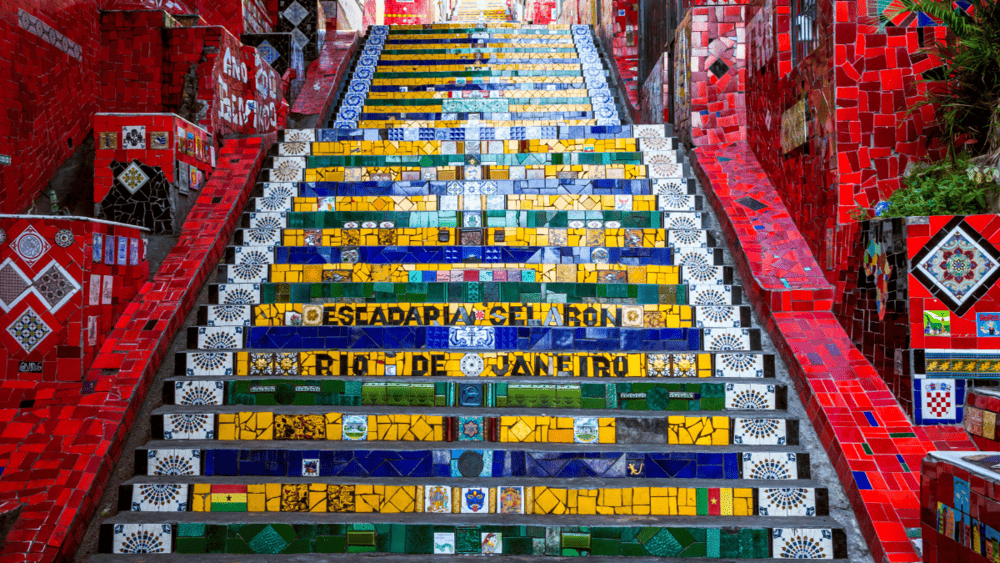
[316, 536, 346, 553]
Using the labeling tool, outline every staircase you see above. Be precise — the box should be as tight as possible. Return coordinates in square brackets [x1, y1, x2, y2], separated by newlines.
[94, 19, 850, 561]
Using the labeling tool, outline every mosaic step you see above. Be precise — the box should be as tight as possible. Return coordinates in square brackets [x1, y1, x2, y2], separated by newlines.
[163, 379, 785, 411]
[268, 163, 685, 183]
[146, 412, 797, 445]
[118, 482, 829, 517]
[252, 193, 700, 214]
[174, 350, 776, 378]
[274, 138, 683, 157]
[184, 326, 764, 352]
[230, 227, 716, 249]
[238, 211, 702, 232]
[207, 282, 743, 306]
[277, 151, 684, 166]
[98, 522, 848, 557]
[215, 263, 733, 286]
[135, 447, 808, 479]
[198, 303, 752, 328]
[222, 244, 723, 266]
[251, 189, 701, 210]
[98, 21, 849, 561]
[278, 124, 679, 143]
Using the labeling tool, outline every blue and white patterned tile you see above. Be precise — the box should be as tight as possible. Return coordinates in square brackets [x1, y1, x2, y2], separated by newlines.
[182, 351, 235, 376]
[733, 417, 788, 445]
[743, 452, 799, 480]
[163, 413, 215, 440]
[112, 524, 172, 554]
[759, 487, 817, 516]
[173, 380, 225, 405]
[194, 327, 244, 350]
[144, 449, 201, 476]
[131, 483, 189, 511]
[725, 383, 777, 410]
[772, 529, 835, 559]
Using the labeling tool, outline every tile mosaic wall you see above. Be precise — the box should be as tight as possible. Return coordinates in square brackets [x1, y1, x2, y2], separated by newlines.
[99, 12, 286, 138]
[94, 113, 215, 233]
[920, 451, 1000, 563]
[2, 2, 103, 215]
[277, 0, 327, 60]
[0, 216, 148, 381]
[964, 389, 1000, 451]
[0, 135, 274, 563]
[834, 215, 1000, 424]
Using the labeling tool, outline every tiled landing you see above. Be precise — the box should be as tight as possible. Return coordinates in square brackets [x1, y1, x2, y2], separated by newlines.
[91, 22, 850, 561]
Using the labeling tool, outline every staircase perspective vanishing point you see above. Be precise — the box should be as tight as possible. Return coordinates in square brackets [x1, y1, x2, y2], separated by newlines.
[93, 15, 855, 561]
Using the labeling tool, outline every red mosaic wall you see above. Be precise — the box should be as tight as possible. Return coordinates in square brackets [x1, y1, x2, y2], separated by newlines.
[384, 0, 435, 24]
[93, 113, 215, 233]
[2, 2, 282, 218]
[0, 216, 147, 383]
[920, 452, 1000, 563]
[964, 390, 1000, 451]
[194, 0, 276, 34]
[0, 134, 274, 563]
[291, 31, 360, 124]
[1, 2, 102, 215]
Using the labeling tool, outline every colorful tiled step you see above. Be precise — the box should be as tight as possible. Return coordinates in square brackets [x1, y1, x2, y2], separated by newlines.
[223, 245, 721, 266]
[119, 482, 829, 517]
[147, 412, 796, 445]
[174, 350, 775, 378]
[164, 379, 785, 411]
[252, 193, 698, 213]
[216, 262, 731, 286]
[135, 447, 807, 479]
[279, 124, 678, 143]
[99, 522, 848, 557]
[207, 282, 742, 306]
[186, 326, 763, 352]
[201, 303, 751, 328]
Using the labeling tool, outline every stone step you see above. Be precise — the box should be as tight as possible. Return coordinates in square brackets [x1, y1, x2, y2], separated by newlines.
[132, 447, 809, 480]
[173, 350, 775, 378]
[161, 379, 785, 411]
[142, 412, 796, 446]
[197, 303, 751, 328]
[94, 520, 849, 557]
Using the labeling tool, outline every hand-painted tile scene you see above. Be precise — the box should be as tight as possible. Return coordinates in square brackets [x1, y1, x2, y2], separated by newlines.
[2, 0, 999, 560]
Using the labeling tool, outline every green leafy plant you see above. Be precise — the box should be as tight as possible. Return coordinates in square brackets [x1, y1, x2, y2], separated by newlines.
[883, 0, 1000, 166]
[879, 152, 998, 216]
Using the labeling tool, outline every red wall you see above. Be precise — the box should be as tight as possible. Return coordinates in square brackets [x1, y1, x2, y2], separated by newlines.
[1, 1, 103, 215]
[1, 1, 279, 217]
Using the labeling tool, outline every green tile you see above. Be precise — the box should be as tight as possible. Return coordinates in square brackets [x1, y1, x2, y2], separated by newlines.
[316, 536, 346, 553]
